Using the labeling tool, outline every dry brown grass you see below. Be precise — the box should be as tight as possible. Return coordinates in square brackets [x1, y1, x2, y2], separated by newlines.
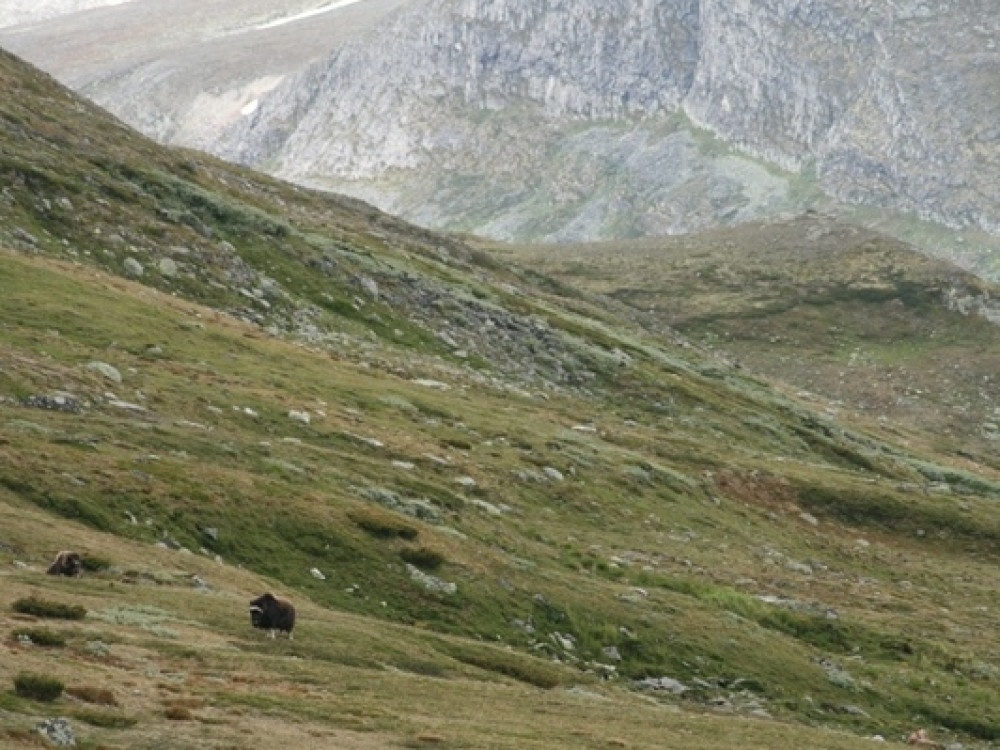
[66, 685, 118, 706]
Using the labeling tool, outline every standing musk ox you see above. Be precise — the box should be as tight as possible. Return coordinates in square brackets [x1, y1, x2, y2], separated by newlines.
[46, 551, 83, 577]
[248, 593, 295, 639]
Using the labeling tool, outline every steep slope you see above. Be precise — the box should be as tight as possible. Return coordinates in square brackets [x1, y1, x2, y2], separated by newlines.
[1, 49, 998, 747]
[2, 0, 997, 271]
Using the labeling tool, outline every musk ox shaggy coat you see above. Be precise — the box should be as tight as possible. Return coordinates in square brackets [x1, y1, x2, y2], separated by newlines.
[46, 551, 82, 577]
[248, 593, 295, 639]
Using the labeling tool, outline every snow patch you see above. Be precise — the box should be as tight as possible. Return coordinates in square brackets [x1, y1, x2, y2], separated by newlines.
[0, 0, 133, 30]
[255, 0, 369, 31]
[174, 76, 285, 147]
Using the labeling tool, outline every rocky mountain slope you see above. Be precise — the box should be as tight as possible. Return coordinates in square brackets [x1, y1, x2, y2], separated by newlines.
[2, 0, 997, 274]
[1, 48, 998, 748]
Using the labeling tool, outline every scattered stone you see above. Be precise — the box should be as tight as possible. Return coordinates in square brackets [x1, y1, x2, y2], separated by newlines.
[191, 575, 210, 592]
[840, 704, 870, 717]
[799, 512, 819, 526]
[422, 453, 452, 466]
[551, 632, 576, 651]
[36, 718, 75, 747]
[542, 467, 565, 482]
[87, 361, 122, 383]
[785, 559, 813, 575]
[203, 527, 219, 541]
[602, 645, 622, 661]
[21, 393, 80, 412]
[455, 476, 477, 488]
[355, 486, 441, 523]
[470, 498, 506, 515]
[157, 257, 179, 277]
[636, 676, 688, 694]
[392, 460, 416, 470]
[406, 563, 456, 595]
[13, 226, 38, 245]
[123, 257, 144, 277]
[310, 567, 326, 580]
[349, 433, 384, 449]
[411, 378, 450, 390]
[107, 399, 147, 413]
[356, 275, 379, 300]
[288, 409, 311, 425]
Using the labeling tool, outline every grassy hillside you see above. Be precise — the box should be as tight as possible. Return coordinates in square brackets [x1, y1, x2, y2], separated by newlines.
[496, 219, 1000, 469]
[1, 49, 998, 749]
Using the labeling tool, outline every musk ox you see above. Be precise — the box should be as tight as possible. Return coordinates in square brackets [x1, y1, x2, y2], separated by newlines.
[46, 551, 83, 577]
[248, 592, 295, 639]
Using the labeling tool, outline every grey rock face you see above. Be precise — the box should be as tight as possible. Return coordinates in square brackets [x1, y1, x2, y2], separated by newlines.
[4, 0, 996, 243]
[683, 0, 999, 234]
[213, 0, 996, 239]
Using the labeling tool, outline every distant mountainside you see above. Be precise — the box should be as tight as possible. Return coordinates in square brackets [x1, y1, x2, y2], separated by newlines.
[2, 0, 998, 276]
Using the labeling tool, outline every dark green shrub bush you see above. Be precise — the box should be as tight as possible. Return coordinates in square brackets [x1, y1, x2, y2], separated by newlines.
[80, 555, 112, 573]
[12, 596, 86, 620]
[12, 628, 66, 647]
[400, 546, 445, 571]
[347, 508, 418, 540]
[14, 672, 64, 701]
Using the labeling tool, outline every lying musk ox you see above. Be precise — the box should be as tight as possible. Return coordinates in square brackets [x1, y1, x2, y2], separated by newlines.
[46, 551, 83, 577]
[248, 593, 295, 639]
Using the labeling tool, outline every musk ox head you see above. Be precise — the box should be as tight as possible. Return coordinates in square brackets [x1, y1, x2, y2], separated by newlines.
[248, 592, 275, 628]
[46, 551, 83, 577]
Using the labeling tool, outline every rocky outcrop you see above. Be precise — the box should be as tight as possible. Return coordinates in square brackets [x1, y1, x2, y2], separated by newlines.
[212, 0, 996, 239]
[683, 0, 999, 234]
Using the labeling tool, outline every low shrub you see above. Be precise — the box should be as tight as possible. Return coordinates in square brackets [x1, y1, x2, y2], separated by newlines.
[80, 555, 113, 573]
[12, 596, 86, 620]
[14, 672, 64, 702]
[164, 706, 194, 721]
[347, 507, 418, 540]
[400, 546, 445, 571]
[12, 627, 66, 647]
